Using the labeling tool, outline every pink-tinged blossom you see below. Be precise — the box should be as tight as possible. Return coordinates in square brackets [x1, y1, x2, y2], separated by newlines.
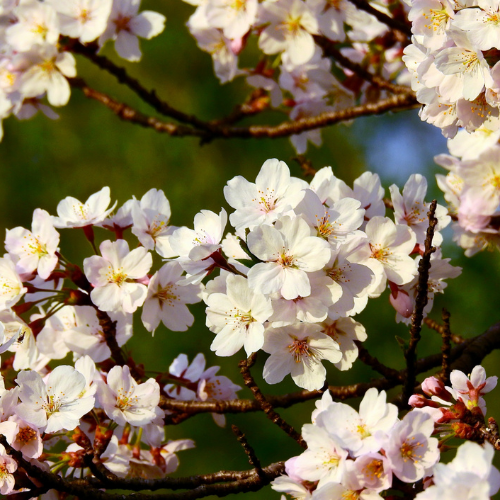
[269, 273, 332, 324]
[97, 365, 160, 426]
[164, 353, 206, 401]
[84, 239, 152, 313]
[409, 0, 454, 50]
[224, 158, 306, 232]
[169, 208, 227, 283]
[258, 0, 319, 67]
[262, 322, 341, 390]
[6, 416, 43, 459]
[5, 208, 59, 280]
[0, 312, 38, 371]
[316, 388, 398, 456]
[313, 463, 384, 500]
[6, 2, 59, 51]
[247, 215, 331, 300]
[15, 365, 95, 433]
[206, 274, 273, 357]
[385, 410, 440, 482]
[0, 257, 27, 310]
[292, 424, 348, 487]
[321, 317, 367, 371]
[352, 452, 393, 492]
[142, 262, 203, 333]
[448, 365, 497, 414]
[16, 45, 76, 107]
[99, 0, 166, 62]
[296, 189, 365, 245]
[389, 174, 450, 246]
[197, 364, 241, 426]
[0, 443, 16, 495]
[131, 188, 177, 258]
[416, 442, 500, 500]
[52, 187, 117, 228]
[365, 216, 417, 287]
[63, 307, 132, 363]
[433, 31, 493, 101]
[48, 0, 112, 42]
[205, 0, 257, 39]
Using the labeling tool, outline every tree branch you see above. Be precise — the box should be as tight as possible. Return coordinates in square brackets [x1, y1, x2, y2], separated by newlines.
[239, 354, 306, 448]
[403, 200, 437, 406]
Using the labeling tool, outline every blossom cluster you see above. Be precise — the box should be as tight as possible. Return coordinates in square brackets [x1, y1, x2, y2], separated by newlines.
[183, 0, 412, 152]
[272, 365, 500, 500]
[0, 0, 166, 138]
[434, 142, 500, 255]
[403, 0, 500, 149]
[0, 158, 464, 494]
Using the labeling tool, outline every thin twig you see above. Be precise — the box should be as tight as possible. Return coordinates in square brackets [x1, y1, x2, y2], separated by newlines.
[231, 425, 266, 480]
[440, 308, 452, 385]
[293, 155, 317, 177]
[73, 80, 418, 140]
[424, 317, 464, 344]
[71, 43, 213, 131]
[355, 341, 402, 380]
[239, 354, 306, 448]
[403, 200, 438, 406]
[314, 36, 413, 95]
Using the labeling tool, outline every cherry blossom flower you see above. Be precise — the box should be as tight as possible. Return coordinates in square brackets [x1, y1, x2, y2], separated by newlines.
[206, 274, 273, 356]
[15, 365, 95, 433]
[224, 158, 306, 232]
[247, 215, 331, 300]
[385, 410, 440, 482]
[389, 174, 450, 246]
[316, 388, 398, 456]
[320, 317, 367, 370]
[205, 0, 257, 39]
[99, 0, 166, 62]
[448, 365, 497, 414]
[48, 0, 113, 42]
[142, 262, 203, 333]
[364, 216, 417, 289]
[292, 423, 348, 487]
[5, 208, 59, 279]
[258, 0, 319, 66]
[52, 187, 117, 228]
[84, 239, 152, 313]
[16, 45, 76, 107]
[262, 322, 341, 390]
[97, 365, 160, 426]
[6, 2, 59, 52]
[416, 441, 500, 500]
[169, 208, 227, 283]
[0, 444, 16, 495]
[131, 188, 177, 258]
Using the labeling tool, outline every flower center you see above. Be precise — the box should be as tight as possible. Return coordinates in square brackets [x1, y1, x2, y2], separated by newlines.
[114, 15, 132, 32]
[400, 438, 423, 462]
[370, 243, 390, 262]
[154, 285, 178, 306]
[287, 337, 311, 362]
[363, 459, 384, 480]
[16, 426, 37, 445]
[278, 252, 296, 267]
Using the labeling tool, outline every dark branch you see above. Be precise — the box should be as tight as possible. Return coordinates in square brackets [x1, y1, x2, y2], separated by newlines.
[314, 36, 413, 94]
[239, 354, 306, 448]
[403, 200, 438, 406]
[424, 316, 464, 344]
[355, 341, 402, 380]
[231, 425, 266, 480]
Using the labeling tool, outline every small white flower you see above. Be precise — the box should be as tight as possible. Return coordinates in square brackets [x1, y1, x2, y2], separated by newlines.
[262, 322, 341, 390]
[97, 365, 160, 426]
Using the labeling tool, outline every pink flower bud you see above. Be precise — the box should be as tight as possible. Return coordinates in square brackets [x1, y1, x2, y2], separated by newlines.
[230, 37, 244, 55]
[408, 394, 427, 408]
[422, 376, 451, 401]
[389, 287, 413, 318]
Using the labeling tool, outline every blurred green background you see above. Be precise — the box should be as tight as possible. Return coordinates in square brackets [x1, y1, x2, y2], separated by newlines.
[1, 0, 500, 497]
